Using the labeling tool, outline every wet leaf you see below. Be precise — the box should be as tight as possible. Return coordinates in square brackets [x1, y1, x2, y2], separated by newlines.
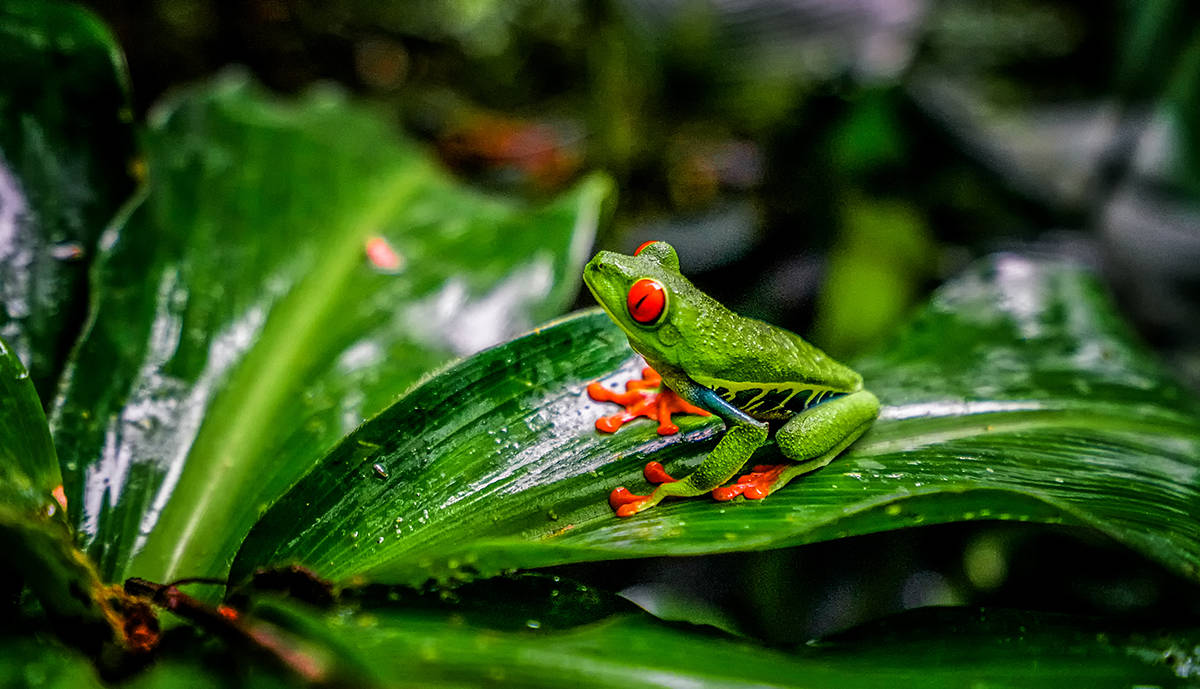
[50, 71, 611, 584]
[232, 255, 1200, 587]
[235, 576, 1194, 688]
[0, 334, 60, 511]
[0, 0, 136, 403]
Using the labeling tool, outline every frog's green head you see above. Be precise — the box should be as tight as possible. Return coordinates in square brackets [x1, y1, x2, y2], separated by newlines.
[583, 241, 704, 365]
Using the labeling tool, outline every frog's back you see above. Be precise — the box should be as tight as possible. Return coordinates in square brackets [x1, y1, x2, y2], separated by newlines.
[680, 306, 862, 421]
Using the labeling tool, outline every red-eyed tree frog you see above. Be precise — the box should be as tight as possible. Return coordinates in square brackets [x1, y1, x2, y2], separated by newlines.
[583, 241, 879, 517]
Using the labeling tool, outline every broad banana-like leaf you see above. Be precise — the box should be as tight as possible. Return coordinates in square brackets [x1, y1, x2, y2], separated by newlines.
[231, 255, 1200, 588]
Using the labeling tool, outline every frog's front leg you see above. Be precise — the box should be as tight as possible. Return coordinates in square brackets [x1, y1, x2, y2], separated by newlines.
[610, 382, 767, 517]
[714, 390, 879, 501]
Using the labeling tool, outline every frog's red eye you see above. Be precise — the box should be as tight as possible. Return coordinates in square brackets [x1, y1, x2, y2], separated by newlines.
[634, 241, 657, 256]
[627, 278, 666, 324]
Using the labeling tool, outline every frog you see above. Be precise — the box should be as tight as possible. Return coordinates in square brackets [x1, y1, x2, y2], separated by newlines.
[583, 241, 879, 517]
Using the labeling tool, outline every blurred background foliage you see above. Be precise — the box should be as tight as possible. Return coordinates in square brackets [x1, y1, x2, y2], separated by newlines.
[88, 0, 1200, 366]
[80, 0, 1200, 642]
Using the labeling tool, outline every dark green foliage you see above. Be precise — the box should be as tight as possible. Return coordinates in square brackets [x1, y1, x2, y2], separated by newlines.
[2, 1, 1200, 687]
[0, 0, 136, 403]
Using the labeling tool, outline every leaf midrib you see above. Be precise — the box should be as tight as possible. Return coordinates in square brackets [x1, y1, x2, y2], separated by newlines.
[129, 162, 428, 582]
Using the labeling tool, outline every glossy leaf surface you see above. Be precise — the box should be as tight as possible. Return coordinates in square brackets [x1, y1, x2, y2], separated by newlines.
[0, 0, 136, 403]
[233, 255, 1200, 587]
[0, 339, 118, 661]
[0, 335, 60, 509]
[51, 71, 610, 583]
[236, 577, 1193, 688]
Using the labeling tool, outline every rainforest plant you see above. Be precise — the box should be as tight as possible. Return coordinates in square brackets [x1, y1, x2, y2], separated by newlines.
[3, 2, 1200, 687]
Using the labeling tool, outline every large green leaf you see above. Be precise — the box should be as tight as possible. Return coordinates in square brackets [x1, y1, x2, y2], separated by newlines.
[217, 577, 1195, 688]
[0, 0, 136, 403]
[50, 71, 610, 584]
[231, 254, 1200, 587]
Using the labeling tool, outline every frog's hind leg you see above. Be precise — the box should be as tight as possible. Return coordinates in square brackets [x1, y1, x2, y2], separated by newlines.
[714, 390, 879, 501]
[610, 380, 768, 517]
[610, 421, 768, 516]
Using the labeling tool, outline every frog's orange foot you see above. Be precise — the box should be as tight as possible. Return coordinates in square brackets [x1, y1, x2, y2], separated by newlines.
[712, 464, 789, 501]
[588, 366, 710, 435]
[609, 487, 653, 517]
[643, 461, 677, 484]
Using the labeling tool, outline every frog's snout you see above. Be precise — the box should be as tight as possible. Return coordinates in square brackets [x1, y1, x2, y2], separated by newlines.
[582, 258, 603, 294]
[588, 251, 617, 268]
[583, 252, 614, 283]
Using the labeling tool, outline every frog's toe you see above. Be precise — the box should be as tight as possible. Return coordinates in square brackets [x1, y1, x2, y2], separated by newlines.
[588, 367, 711, 436]
[643, 461, 678, 485]
[609, 487, 653, 517]
[711, 464, 790, 501]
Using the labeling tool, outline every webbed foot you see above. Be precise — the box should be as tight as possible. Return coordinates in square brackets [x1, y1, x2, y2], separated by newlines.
[587, 366, 709, 435]
[711, 464, 789, 501]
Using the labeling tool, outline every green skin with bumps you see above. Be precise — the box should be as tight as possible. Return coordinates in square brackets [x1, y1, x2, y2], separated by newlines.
[583, 241, 879, 515]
